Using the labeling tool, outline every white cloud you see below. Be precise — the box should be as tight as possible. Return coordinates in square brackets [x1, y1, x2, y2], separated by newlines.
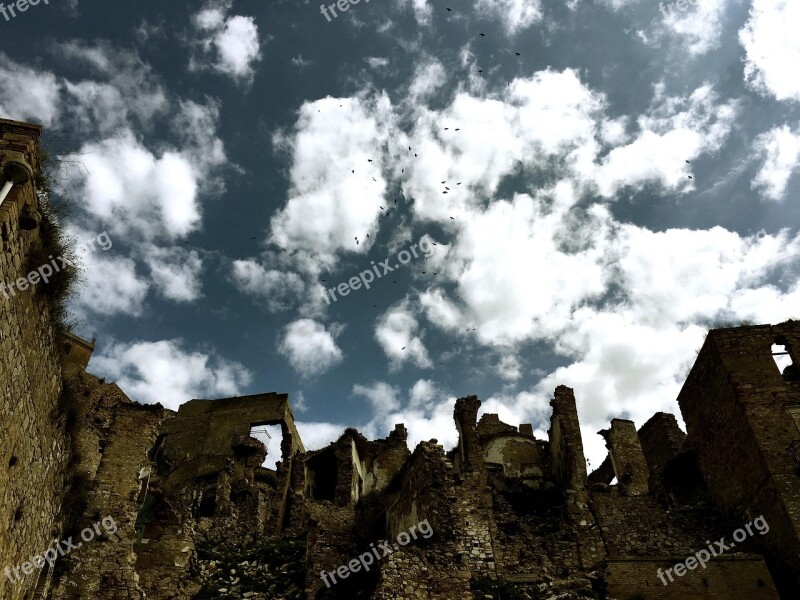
[190, 0, 262, 84]
[269, 95, 396, 268]
[408, 60, 446, 102]
[751, 124, 800, 201]
[740, 0, 800, 102]
[353, 382, 401, 415]
[231, 260, 307, 312]
[475, 0, 543, 35]
[91, 339, 252, 410]
[295, 421, 346, 451]
[366, 57, 389, 69]
[55, 41, 169, 134]
[496, 355, 522, 381]
[0, 54, 61, 124]
[278, 318, 344, 377]
[592, 85, 738, 196]
[63, 130, 202, 240]
[72, 254, 149, 317]
[375, 301, 432, 370]
[657, 0, 729, 55]
[142, 245, 204, 302]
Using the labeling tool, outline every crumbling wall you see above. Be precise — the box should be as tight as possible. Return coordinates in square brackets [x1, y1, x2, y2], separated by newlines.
[678, 323, 800, 594]
[50, 397, 171, 599]
[375, 441, 472, 599]
[638, 412, 686, 498]
[0, 119, 68, 600]
[598, 419, 650, 496]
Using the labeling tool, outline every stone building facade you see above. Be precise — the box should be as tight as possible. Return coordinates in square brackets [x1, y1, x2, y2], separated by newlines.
[2, 117, 800, 599]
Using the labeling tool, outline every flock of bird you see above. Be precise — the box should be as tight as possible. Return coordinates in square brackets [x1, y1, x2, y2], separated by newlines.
[317, 8, 697, 354]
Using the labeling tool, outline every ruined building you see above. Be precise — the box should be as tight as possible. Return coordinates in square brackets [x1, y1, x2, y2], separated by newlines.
[2, 117, 800, 599]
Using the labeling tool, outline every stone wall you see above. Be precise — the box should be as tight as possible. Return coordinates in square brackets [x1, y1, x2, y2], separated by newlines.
[678, 322, 800, 594]
[0, 119, 68, 600]
[605, 557, 779, 599]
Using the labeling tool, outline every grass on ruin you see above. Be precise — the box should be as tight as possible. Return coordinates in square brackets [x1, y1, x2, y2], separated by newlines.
[27, 146, 81, 336]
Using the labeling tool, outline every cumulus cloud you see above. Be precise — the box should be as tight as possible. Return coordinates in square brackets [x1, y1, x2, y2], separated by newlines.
[63, 130, 203, 240]
[353, 382, 401, 415]
[90, 339, 252, 410]
[189, 0, 262, 84]
[592, 85, 738, 196]
[656, 0, 729, 55]
[142, 245, 204, 302]
[740, 0, 800, 102]
[751, 124, 800, 201]
[475, 0, 543, 35]
[0, 54, 61, 124]
[269, 95, 396, 268]
[231, 260, 306, 312]
[278, 318, 344, 377]
[55, 40, 169, 134]
[375, 301, 432, 370]
[70, 250, 149, 318]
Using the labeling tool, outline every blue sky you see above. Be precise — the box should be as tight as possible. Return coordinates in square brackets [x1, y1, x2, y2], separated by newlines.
[2, 0, 799, 467]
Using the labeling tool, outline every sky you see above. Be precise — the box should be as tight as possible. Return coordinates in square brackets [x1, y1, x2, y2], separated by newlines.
[1, 0, 799, 470]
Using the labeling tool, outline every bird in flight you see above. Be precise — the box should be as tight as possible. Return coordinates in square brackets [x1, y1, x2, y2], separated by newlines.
[450, 216, 455, 220]
[380, 206, 385, 210]
[455, 128, 460, 131]
[368, 159, 373, 162]
[688, 175, 693, 179]
[444, 127, 449, 130]
[445, 187, 450, 190]
[352, 169, 355, 173]
[441, 180, 446, 184]
[443, 191, 448, 194]
[372, 177, 377, 181]
[457, 182, 461, 185]
[685, 160, 691, 163]
[480, 33, 486, 37]
[394, 199, 398, 205]
[478, 69, 483, 73]
[402, 346, 406, 350]
[515, 52, 521, 56]
[446, 7, 451, 11]
[366, 233, 370, 238]
[322, 279, 327, 282]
